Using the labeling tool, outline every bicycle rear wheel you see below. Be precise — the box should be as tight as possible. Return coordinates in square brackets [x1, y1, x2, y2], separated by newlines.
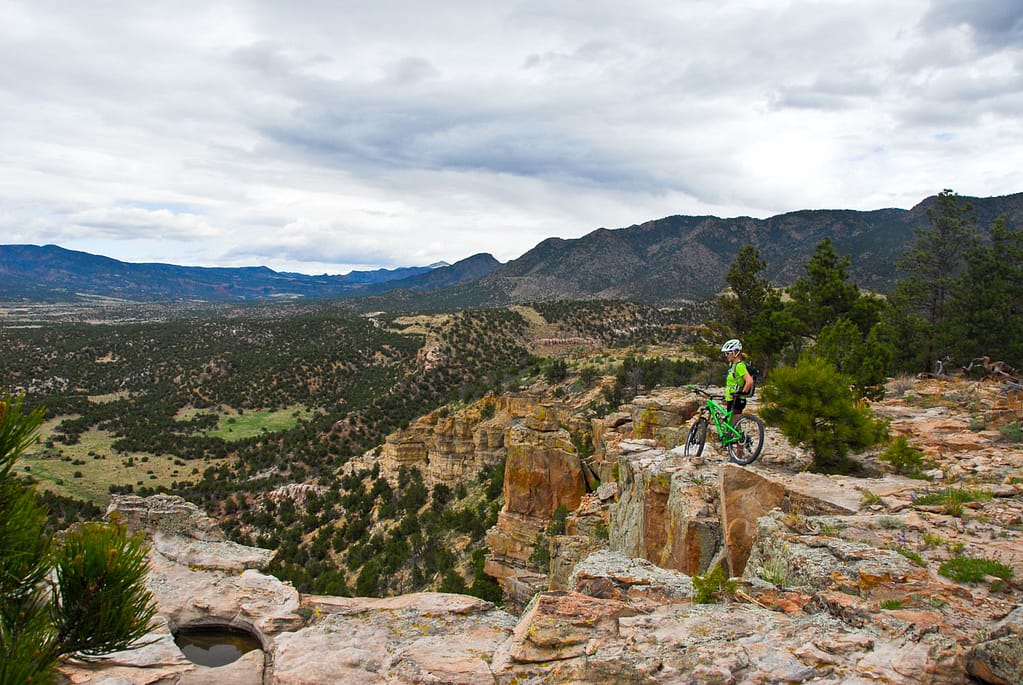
[683, 418, 708, 457]
[727, 414, 764, 465]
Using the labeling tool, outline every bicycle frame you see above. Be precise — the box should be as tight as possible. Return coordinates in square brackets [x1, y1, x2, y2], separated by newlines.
[685, 384, 765, 464]
[696, 396, 743, 446]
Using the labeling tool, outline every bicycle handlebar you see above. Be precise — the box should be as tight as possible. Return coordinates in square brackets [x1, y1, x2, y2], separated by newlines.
[686, 384, 724, 401]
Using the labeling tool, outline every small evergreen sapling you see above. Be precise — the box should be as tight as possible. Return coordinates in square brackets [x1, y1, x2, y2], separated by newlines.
[760, 357, 886, 474]
[0, 393, 158, 684]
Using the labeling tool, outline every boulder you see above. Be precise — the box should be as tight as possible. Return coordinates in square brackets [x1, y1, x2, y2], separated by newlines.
[609, 444, 722, 576]
[569, 549, 693, 606]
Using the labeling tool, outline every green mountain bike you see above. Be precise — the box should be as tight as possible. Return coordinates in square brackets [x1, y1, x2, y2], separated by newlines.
[683, 385, 765, 465]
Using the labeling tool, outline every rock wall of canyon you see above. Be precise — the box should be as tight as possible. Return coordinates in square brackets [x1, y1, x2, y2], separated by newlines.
[59, 378, 1023, 684]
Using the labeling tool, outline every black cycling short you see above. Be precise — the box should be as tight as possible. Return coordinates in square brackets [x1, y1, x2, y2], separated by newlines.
[727, 395, 747, 414]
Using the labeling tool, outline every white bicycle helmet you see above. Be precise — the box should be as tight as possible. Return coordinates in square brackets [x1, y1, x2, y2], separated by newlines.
[720, 339, 742, 353]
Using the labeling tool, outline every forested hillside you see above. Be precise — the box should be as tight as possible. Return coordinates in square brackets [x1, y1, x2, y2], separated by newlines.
[3, 190, 1020, 600]
[2, 299, 701, 595]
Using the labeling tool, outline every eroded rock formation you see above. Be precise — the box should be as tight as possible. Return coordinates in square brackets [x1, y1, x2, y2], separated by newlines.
[59, 377, 1023, 684]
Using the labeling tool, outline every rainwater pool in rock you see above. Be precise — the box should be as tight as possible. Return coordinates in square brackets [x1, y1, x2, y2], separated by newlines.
[174, 626, 263, 667]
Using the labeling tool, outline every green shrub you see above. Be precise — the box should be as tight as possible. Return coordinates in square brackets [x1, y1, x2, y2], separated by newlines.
[999, 421, 1023, 442]
[692, 564, 737, 604]
[760, 357, 885, 474]
[548, 505, 569, 536]
[878, 436, 925, 475]
[544, 358, 568, 383]
[939, 556, 1014, 584]
[528, 534, 551, 572]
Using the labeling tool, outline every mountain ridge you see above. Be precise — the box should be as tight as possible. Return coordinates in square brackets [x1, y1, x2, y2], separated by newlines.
[369, 191, 1023, 309]
[4, 191, 1021, 305]
[0, 244, 498, 303]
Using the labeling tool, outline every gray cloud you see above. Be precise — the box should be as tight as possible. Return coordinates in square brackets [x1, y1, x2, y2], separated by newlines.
[921, 0, 1023, 49]
[0, 1, 1020, 274]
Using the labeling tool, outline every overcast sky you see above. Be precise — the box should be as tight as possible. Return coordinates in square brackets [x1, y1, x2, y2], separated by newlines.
[2, 1, 1021, 274]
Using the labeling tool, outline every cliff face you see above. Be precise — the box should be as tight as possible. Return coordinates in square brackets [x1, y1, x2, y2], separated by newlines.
[60, 377, 1023, 685]
[483, 402, 591, 606]
[361, 393, 544, 488]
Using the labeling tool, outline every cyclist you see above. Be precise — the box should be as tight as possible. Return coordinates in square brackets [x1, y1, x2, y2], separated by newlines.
[721, 339, 754, 422]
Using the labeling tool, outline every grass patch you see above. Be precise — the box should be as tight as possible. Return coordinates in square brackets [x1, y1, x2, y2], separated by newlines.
[88, 391, 132, 404]
[938, 556, 1014, 584]
[205, 406, 317, 441]
[757, 556, 792, 587]
[859, 489, 882, 507]
[913, 487, 990, 517]
[893, 546, 926, 567]
[23, 417, 230, 507]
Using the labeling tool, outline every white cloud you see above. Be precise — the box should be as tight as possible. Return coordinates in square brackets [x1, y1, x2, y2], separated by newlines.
[0, 0, 1020, 274]
[67, 207, 219, 240]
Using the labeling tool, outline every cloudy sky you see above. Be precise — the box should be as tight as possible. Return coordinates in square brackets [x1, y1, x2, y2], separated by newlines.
[2, 1, 1021, 274]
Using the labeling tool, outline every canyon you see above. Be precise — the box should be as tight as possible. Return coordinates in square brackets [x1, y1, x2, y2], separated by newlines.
[59, 376, 1023, 684]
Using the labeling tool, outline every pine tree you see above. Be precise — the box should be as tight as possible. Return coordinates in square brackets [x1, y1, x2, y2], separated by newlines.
[719, 244, 770, 336]
[946, 216, 1023, 365]
[893, 189, 977, 371]
[787, 238, 861, 340]
[759, 358, 885, 474]
[0, 393, 158, 684]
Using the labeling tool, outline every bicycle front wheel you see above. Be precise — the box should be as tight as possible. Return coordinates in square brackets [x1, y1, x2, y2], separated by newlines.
[727, 414, 764, 465]
[684, 418, 708, 457]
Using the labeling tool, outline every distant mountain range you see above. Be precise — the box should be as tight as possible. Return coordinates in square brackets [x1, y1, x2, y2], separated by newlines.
[0, 245, 499, 303]
[3, 192, 1021, 307]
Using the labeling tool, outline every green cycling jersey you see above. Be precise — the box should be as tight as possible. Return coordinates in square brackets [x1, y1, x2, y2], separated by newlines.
[725, 361, 750, 401]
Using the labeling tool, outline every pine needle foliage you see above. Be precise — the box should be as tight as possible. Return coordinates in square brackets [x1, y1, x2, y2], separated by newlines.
[0, 393, 158, 684]
[760, 357, 885, 474]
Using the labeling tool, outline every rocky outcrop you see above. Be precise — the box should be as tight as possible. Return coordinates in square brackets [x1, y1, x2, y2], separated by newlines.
[609, 440, 724, 576]
[370, 394, 507, 488]
[59, 377, 1023, 684]
[356, 392, 589, 490]
[484, 405, 591, 607]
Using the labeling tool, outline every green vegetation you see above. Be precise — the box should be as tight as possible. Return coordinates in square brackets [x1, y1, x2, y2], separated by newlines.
[760, 357, 885, 474]
[1, 393, 158, 683]
[893, 547, 926, 567]
[999, 421, 1023, 443]
[878, 436, 926, 475]
[859, 489, 882, 506]
[757, 556, 792, 587]
[528, 504, 570, 573]
[205, 406, 317, 441]
[938, 556, 1014, 584]
[692, 564, 737, 604]
[891, 190, 1023, 372]
[913, 487, 990, 517]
